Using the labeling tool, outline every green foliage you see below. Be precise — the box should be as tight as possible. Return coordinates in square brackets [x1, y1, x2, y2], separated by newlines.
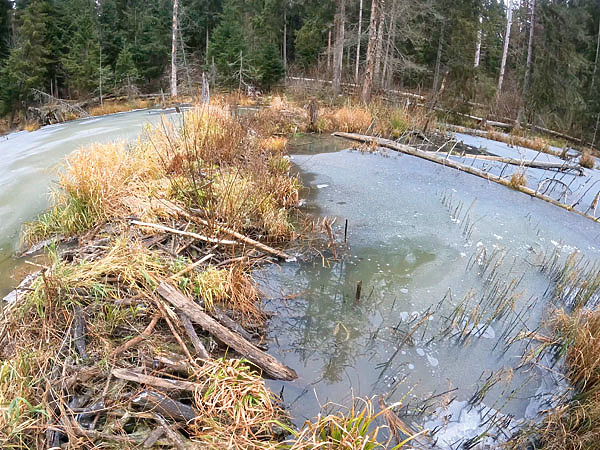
[0, 0, 52, 115]
[115, 45, 139, 87]
[256, 42, 284, 89]
[209, 0, 248, 84]
[59, 0, 102, 96]
[295, 19, 324, 68]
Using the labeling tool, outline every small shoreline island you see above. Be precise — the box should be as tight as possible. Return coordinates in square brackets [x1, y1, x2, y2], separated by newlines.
[2, 0, 600, 447]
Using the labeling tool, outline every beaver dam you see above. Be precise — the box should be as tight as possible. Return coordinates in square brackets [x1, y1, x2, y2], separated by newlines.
[1, 97, 600, 449]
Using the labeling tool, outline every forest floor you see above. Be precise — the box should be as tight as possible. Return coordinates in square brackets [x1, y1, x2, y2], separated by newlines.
[1, 92, 599, 449]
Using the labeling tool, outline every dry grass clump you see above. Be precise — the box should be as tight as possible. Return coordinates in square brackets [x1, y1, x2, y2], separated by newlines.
[209, 169, 299, 239]
[23, 122, 41, 132]
[525, 309, 600, 450]
[22, 140, 165, 244]
[579, 151, 596, 169]
[88, 99, 151, 116]
[261, 136, 288, 153]
[328, 105, 373, 134]
[509, 170, 527, 189]
[486, 129, 552, 154]
[190, 358, 285, 448]
[287, 397, 416, 449]
[249, 96, 307, 136]
[24, 104, 301, 245]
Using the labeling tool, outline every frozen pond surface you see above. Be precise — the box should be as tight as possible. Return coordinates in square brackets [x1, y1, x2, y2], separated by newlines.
[258, 138, 600, 448]
[0, 108, 179, 297]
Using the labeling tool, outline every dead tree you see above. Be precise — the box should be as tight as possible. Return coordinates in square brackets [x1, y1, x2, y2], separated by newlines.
[333, 0, 346, 94]
[361, 0, 379, 103]
[171, 0, 179, 97]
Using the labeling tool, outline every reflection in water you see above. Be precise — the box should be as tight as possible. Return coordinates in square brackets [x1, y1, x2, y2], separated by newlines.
[273, 239, 436, 384]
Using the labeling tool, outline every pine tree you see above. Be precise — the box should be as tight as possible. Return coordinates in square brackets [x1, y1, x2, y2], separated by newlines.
[209, 0, 247, 84]
[0, 0, 52, 116]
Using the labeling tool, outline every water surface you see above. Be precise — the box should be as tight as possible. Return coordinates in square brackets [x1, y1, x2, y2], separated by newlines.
[0, 109, 178, 297]
[258, 140, 600, 447]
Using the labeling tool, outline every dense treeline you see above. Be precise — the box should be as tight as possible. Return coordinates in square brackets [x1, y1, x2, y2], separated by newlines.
[1, 0, 600, 138]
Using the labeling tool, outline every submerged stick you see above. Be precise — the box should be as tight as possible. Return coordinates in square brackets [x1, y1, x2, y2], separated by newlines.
[355, 281, 362, 304]
[333, 132, 600, 224]
[157, 281, 297, 380]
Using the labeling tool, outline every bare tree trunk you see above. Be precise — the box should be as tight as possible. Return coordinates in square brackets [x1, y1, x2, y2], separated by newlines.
[590, 19, 600, 94]
[171, 0, 178, 97]
[474, 15, 482, 68]
[518, 0, 535, 124]
[374, 0, 385, 86]
[206, 28, 209, 65]
[333, 0, 346, 94]
[432, 20, 445, 93]
[283, 7, 288, 74]
[361, 0, 379, 103]
[355, 0, 363, 83]
[497, 1, 513, 98]
[382, 0, 396, 89]
[327, 30, 332, 72]
[179, 27, 192, 94]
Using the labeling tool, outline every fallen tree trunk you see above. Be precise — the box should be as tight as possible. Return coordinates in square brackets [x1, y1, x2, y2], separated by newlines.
[443, 124, 566, 158]
[432, 152, 583, 174]
[333, 131, 600, 224]
[157, 282, 297, 381]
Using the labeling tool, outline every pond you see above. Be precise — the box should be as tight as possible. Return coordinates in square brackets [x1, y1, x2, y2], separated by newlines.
[257, 136, 600, 448]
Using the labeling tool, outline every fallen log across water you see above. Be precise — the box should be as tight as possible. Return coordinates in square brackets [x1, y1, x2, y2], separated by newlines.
[430, 151, 583, 174]
[157, 281, 298, 381]
[333, 132, 600, 224]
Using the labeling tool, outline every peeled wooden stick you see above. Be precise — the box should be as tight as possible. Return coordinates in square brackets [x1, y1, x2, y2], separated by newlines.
[157, 281, 297, 380]
[160, 200, 296, 261]
[429, 152, 583, 174]
[169, 253, 214, 280]
[131, 220, 237, 246]
[112, 368, 202, 392]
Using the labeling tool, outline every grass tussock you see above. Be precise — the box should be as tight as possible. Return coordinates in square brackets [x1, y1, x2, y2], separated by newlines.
[23, 122, 41, 132]
[509, 171, 527, 189]
[88, 99, 151, 116]
[190, 358, 284, 447]
[579, 151, 596, 169]
[287, 397, 416, 449]
[22, 140, 165, 244]
[24, 104, 301, 245]
[486, 128, 552, 154]
[524, 309, 600, 450]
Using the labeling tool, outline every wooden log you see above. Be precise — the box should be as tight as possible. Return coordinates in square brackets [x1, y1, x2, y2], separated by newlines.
[333, 132, 600, 224]
[157, 281, 297, 380]
[132, 391, 199, 423]
[112, 368, 203, 392]
[432, 152, 583, 174]
[177, 312, 210, 359]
